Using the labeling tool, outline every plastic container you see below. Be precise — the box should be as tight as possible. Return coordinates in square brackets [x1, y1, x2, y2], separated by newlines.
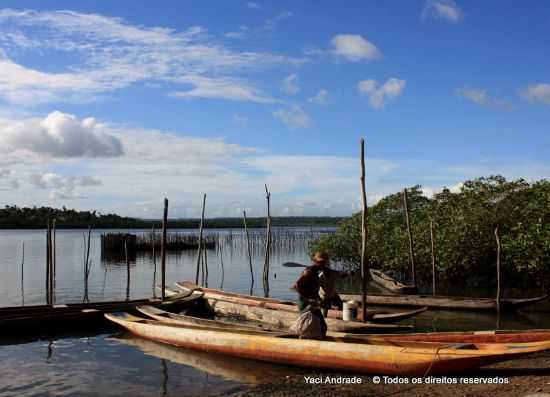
[342, 301, 358, 321]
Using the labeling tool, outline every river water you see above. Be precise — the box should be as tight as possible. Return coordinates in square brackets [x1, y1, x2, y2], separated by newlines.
[0, 228, 549, 396]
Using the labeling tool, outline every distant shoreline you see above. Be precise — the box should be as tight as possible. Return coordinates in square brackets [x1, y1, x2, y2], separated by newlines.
[0, 206, 344, 229]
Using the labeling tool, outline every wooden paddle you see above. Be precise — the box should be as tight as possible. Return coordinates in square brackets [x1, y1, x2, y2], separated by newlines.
[282, 262, 308, 268]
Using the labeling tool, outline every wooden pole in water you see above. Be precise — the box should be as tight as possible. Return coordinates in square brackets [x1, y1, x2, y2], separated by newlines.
[243, 210, 254, 289]
[46, 218, 51, 305]
[52, 218, 56, 304]
[359, 138, 369, 322]
[430, 219, 437, 296]
[195, 194, 206, 285]
[403, 188, 417, 288]
[495, 224, 502, 314]
[161, 198, 168, 301]
[152, 224, 156, 298]
[125, 237, 130, 301]
[263, 185, 271, 297]
[21, 242, 25, 306]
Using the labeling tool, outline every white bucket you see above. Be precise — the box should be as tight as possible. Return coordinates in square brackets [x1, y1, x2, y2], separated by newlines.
[342, 301, 358, 321]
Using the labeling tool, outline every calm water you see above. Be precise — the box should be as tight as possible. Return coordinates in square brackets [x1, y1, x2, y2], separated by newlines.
[1, 228, 549, 396]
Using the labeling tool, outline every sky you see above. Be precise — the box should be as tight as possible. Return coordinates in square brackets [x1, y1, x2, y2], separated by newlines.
[0, 0, 548, 218]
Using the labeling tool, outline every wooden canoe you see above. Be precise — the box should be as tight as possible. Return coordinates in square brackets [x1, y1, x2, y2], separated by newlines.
[339, 293, 549, 312]
[174, 281, 427, 324]
[105, 312, 550, 376]
[138, 305, 550, 347]
[203, 298, 412, 332]
[369, 269, 417, 294]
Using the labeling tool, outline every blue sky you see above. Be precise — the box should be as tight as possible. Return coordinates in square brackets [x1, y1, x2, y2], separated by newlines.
[0, 1, 548, 218]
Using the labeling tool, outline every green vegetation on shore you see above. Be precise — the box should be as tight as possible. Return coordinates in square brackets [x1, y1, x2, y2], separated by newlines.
[0, 205, 342, 229]
[311, 176, 550, 288]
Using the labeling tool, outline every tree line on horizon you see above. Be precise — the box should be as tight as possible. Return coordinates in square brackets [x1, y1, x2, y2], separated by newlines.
[311, 176, 550, 291]
[0, 205, 342, 229]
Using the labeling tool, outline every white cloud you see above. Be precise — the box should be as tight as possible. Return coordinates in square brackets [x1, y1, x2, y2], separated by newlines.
[308, 89, 329, 105]
[262, 11, 294, 31]
[422, 0, 464, 23]
[0, 111, 123, 159]
[522, 83, 550, 105]
[273, 105, 312, 129]
[246, 2, 261, 9]
[0, 9, 299, 105]
[170, 76, 279, 103]
[357, 78, 406, 109]
[225, 25, 248, 39]
[281, 74, 300, 94]
[29, 172, 101, 199]
[330, 34, 381, 62]
[456, 88, 516, 111]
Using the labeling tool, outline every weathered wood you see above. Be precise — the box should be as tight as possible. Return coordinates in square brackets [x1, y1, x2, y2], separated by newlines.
[243, 210, 254, 289]
[263, 185, 271, 297]
[152, 224, 156, 298]
[161, 198, 168, 301]
[495, 224, 502, 314]
[430, 219, 437, 296]
[359, 138, 368, 322]
[195, 194, 206, 285]
[403, 188, 417, 288]
[338, 292, 548, 311]
[21, 242, 25, 306]
[46, 219, 51, 305]
[369, 269, 416, 294]
[52, 218, 56, 304]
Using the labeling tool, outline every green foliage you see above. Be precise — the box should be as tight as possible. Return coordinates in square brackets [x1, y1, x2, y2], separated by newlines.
[311, 176, 550, 288]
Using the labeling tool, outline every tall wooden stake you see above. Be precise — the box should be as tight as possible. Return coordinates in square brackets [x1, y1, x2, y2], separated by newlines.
[195, 194, 206, 285]
[46, 219, 51, 305]
[403, 188, 417, 288]
[243, 210, 254, 289]
[152, 224, 156, 298]
[52, 219, 56, 304]
[21, 242, 25, 306]
[125, 237, 130, 301]
[359, 138, 369, 322]
[263, 185, 271, 297]
[430, 219, 437, 296]
[161, 198, 168, 301]
[495, 224, 502, 314]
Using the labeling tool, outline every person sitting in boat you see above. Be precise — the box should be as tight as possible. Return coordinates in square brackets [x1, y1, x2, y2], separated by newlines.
[316, 252, 354, 316]
[291, 252, 327, 312]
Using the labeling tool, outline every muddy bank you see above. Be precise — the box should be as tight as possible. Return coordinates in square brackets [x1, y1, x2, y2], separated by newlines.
[228, 351, 550, 397]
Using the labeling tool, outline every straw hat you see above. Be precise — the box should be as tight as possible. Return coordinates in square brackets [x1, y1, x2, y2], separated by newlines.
[312, 251, 329, 264]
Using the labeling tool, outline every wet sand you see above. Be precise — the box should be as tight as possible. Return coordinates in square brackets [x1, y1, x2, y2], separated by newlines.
[228, 351, 550, 397]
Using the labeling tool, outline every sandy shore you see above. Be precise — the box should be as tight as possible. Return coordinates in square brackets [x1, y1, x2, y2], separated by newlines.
[227, 351, 550, 397]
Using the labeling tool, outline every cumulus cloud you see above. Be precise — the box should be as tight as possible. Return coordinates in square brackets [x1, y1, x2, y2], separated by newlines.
[357, 78, 406, 109]
[0, 9, 299, 105]
[330, 34, 381, 62]
[521, 83, 550, 105]
[273, 105, 312, 129]
[29, 172, 101, 199]
[456, 88, 516, 111]
[281, 74, 300, 94]
[422, 0, 464, 23]
[0, 111, 123, 158]
[308, 89, 329, 105]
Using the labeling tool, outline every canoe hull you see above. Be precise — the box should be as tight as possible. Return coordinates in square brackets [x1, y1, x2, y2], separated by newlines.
[106, 313, 550, 376]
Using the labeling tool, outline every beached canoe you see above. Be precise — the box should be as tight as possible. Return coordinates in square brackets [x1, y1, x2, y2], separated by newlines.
[174, 281, 427, 324]
[339, 293, 548, 312]
[369, 269, 417, 294]
[105, 312, 550, 376]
